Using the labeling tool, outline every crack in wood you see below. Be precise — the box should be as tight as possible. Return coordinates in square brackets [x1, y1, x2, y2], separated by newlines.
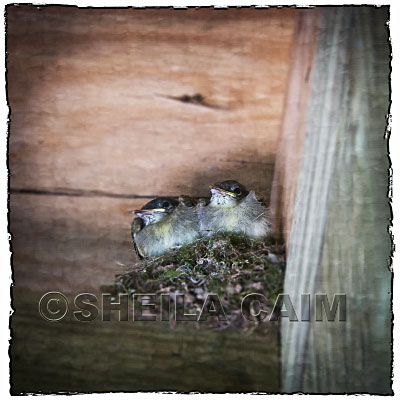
[158, 93, 228, 110]
[219, 160, 275, 166]
[10, 187, 160, 200]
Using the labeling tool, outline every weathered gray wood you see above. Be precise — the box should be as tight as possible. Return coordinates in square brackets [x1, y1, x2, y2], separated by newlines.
[279, 7, 391, 393]
[11, 289, 280, 393]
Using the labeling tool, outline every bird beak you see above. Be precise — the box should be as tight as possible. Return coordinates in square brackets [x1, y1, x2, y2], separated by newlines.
[134, 210, 151, 218]
[209, 185, 237, 198]
[134, 208, 166, 218]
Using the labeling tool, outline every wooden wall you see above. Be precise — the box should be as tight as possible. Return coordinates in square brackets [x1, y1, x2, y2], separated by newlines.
[7, 6, 297, 292]
[272, 7, 392, 393]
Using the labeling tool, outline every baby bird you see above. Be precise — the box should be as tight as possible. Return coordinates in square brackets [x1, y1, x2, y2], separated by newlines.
[132, 195, 200, 258]
[198, 180, 271, 239]
[131, 197, 179, 258]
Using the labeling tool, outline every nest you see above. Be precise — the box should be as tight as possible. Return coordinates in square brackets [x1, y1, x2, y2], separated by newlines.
[109, 233, 285, 333]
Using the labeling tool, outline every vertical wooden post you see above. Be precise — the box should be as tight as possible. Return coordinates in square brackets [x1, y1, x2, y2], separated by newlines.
[276, 7, 392, 393]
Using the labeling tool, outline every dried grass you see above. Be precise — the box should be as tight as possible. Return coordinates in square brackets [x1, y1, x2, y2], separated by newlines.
[109, 233, 285, 333]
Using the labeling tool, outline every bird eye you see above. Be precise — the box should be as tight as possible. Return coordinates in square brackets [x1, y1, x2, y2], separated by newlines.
[233, 187, 242, 195]
[162, 201, 170, 208]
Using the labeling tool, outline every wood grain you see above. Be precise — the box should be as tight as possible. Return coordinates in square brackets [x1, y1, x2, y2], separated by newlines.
[269, 9, 321, 243]
[10, 193, 140, 291]
[7, 6, 296, 199]
[279, 7, 392, 393]
[11, 288, 280, 393]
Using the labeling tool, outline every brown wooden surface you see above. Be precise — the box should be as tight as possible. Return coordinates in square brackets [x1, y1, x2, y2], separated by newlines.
[10, 193, 139, 292]
[269, 9, 321, 243]
[278, 7, 392, 393]
[8, 6, 295, 199]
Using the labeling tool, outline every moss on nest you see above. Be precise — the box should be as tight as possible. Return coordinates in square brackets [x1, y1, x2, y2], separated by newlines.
[110, 233, 285, 333]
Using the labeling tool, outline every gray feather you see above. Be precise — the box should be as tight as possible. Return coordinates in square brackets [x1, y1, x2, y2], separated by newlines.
[199, 190, 271, 239]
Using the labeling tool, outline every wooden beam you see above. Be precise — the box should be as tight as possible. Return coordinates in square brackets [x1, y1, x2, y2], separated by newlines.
[11, 288, 280, 393]
[279, 7, 391, 393]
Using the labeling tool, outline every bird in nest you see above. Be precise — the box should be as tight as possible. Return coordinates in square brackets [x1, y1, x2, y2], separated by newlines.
[131, 180, 271, 258]
[198, 180, 271, 239]
[132, 195, 200, 258]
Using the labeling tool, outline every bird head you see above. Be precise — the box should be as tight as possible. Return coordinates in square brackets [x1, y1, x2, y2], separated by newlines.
[134, 197, 179, 226]
[209, 180, 249, 206]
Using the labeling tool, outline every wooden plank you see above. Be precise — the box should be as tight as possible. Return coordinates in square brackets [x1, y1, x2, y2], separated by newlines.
[10, 193, 142, 292]
[11, 289, 280, 393]
[7, 6, 296, 199]
[279, 7, 392, 393]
